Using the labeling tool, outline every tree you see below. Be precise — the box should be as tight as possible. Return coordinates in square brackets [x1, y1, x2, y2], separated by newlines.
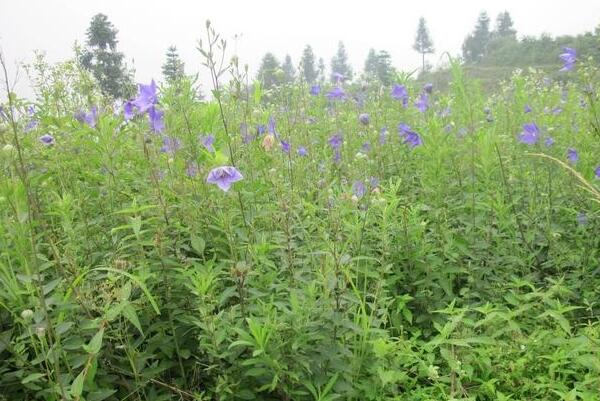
[375, 51, 394, 85]
[300, 45, 318, 84]
[282, 54, 295, 84]
[413, 17, 435, 72]
[462, 11, 491, 63]
[162, 46, 185, 83]
[364, 48, 379, 80]
[80, 13, 133, 98]
[317, 57, 326, 83]
[330, 41, 353, 82]
[494, 11, 516, 39]
[256, 52, 282, 89]
[364, 49, 394, 85]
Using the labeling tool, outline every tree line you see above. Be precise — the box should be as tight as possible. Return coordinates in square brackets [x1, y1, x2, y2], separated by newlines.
[79, 12, 600, 98]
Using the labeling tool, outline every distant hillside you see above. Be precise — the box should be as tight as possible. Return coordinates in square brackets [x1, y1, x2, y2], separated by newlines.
[421, 24, 600, 89]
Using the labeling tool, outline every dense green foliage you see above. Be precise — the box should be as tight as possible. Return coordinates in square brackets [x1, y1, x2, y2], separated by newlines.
[459, 11, 599, 73]
[1, 25, 600, 401]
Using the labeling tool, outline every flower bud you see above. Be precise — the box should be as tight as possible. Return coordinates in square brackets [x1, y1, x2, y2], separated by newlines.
[35, 326, 46, 338]
[262, 134, 275, 151]
[21, 309, 34, 320]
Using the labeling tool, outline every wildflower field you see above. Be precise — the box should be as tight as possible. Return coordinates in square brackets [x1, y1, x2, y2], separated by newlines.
[1, 31, 600, 401]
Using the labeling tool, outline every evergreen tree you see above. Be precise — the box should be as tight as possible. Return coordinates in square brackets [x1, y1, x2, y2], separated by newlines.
[462, 11, 491, 63]
[413, 17, 435, 72]
[162, 46, 185, 83]
[300, 45, 318, 84]
[364, 48, 379, 80]
[494, 11, 516, 38]
[375, 50, 394, 85]
[80, 13, 133, 98]
[317, 57, 326, 83]
[330, 41, 353, 82]
[256, 52, 282, 89]
[282, 54, 295, 84]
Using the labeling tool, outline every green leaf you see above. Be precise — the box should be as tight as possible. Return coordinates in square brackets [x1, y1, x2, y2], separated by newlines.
[88, 389, 117, 401]
[129, 215, 142, 237]
[21, 373, 45, 384]
[70, 370, 85, 397]
[83, 327, 104, 354]
[191, 235, 205, 255]
[122, 304, 143, 335]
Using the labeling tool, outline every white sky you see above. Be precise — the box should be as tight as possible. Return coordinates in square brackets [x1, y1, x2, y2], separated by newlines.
[1, 0, 599, 98]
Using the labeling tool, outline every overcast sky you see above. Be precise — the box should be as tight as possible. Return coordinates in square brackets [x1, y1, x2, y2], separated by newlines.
[1, 0, 599, 98]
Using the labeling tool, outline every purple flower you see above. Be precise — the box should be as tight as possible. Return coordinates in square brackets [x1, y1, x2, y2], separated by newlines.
[186, 161, 199, 178]
[518, 123, 540, 145]
[379, 127, 388, 145]
[25, 119, 38, 132]
[544, 136, 555, 147]
[310, 85, 321, 96]
[594, 165, 600, 179]
[404, 132, 423, 149]
[160, 136, 181, 154]
[297, 146, 308, 156]
[74, 110, 86, 123]
[240, 123, 254, 144]
[399, 123, 422, 148]
[39, 134, 54, 146]
[206, 166, 243, 192]
[567, 148, 579, 164]
[352, 181, 366, 198]
[524, 104, 532, 113]
[256, 124, 266, 136]
[577, 212, 588, 226]
[281, 140, 291, 154]
[133, 80, 158, 113]
[398, 123, 412, 137]
[328, 134, 343, 150]
[200, 134, 215, 153]
[124, 101, 135, 121]
[415, 93, 429, 113]
[327, 87, 346, 101]
[559, 47, 576, 72]
[148, 106, 164, 133]
[83, 106, 98, 128]
[332, 72, 345, 83]
[359, 113, 370, 125]
[333, 148, 341, 163]
[267, 115, 278, 137]
[551, 107, 562, 115]
[361, 142, 371, 153]
[423, 83, 433, 94]
[391, 84, 408, 107]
